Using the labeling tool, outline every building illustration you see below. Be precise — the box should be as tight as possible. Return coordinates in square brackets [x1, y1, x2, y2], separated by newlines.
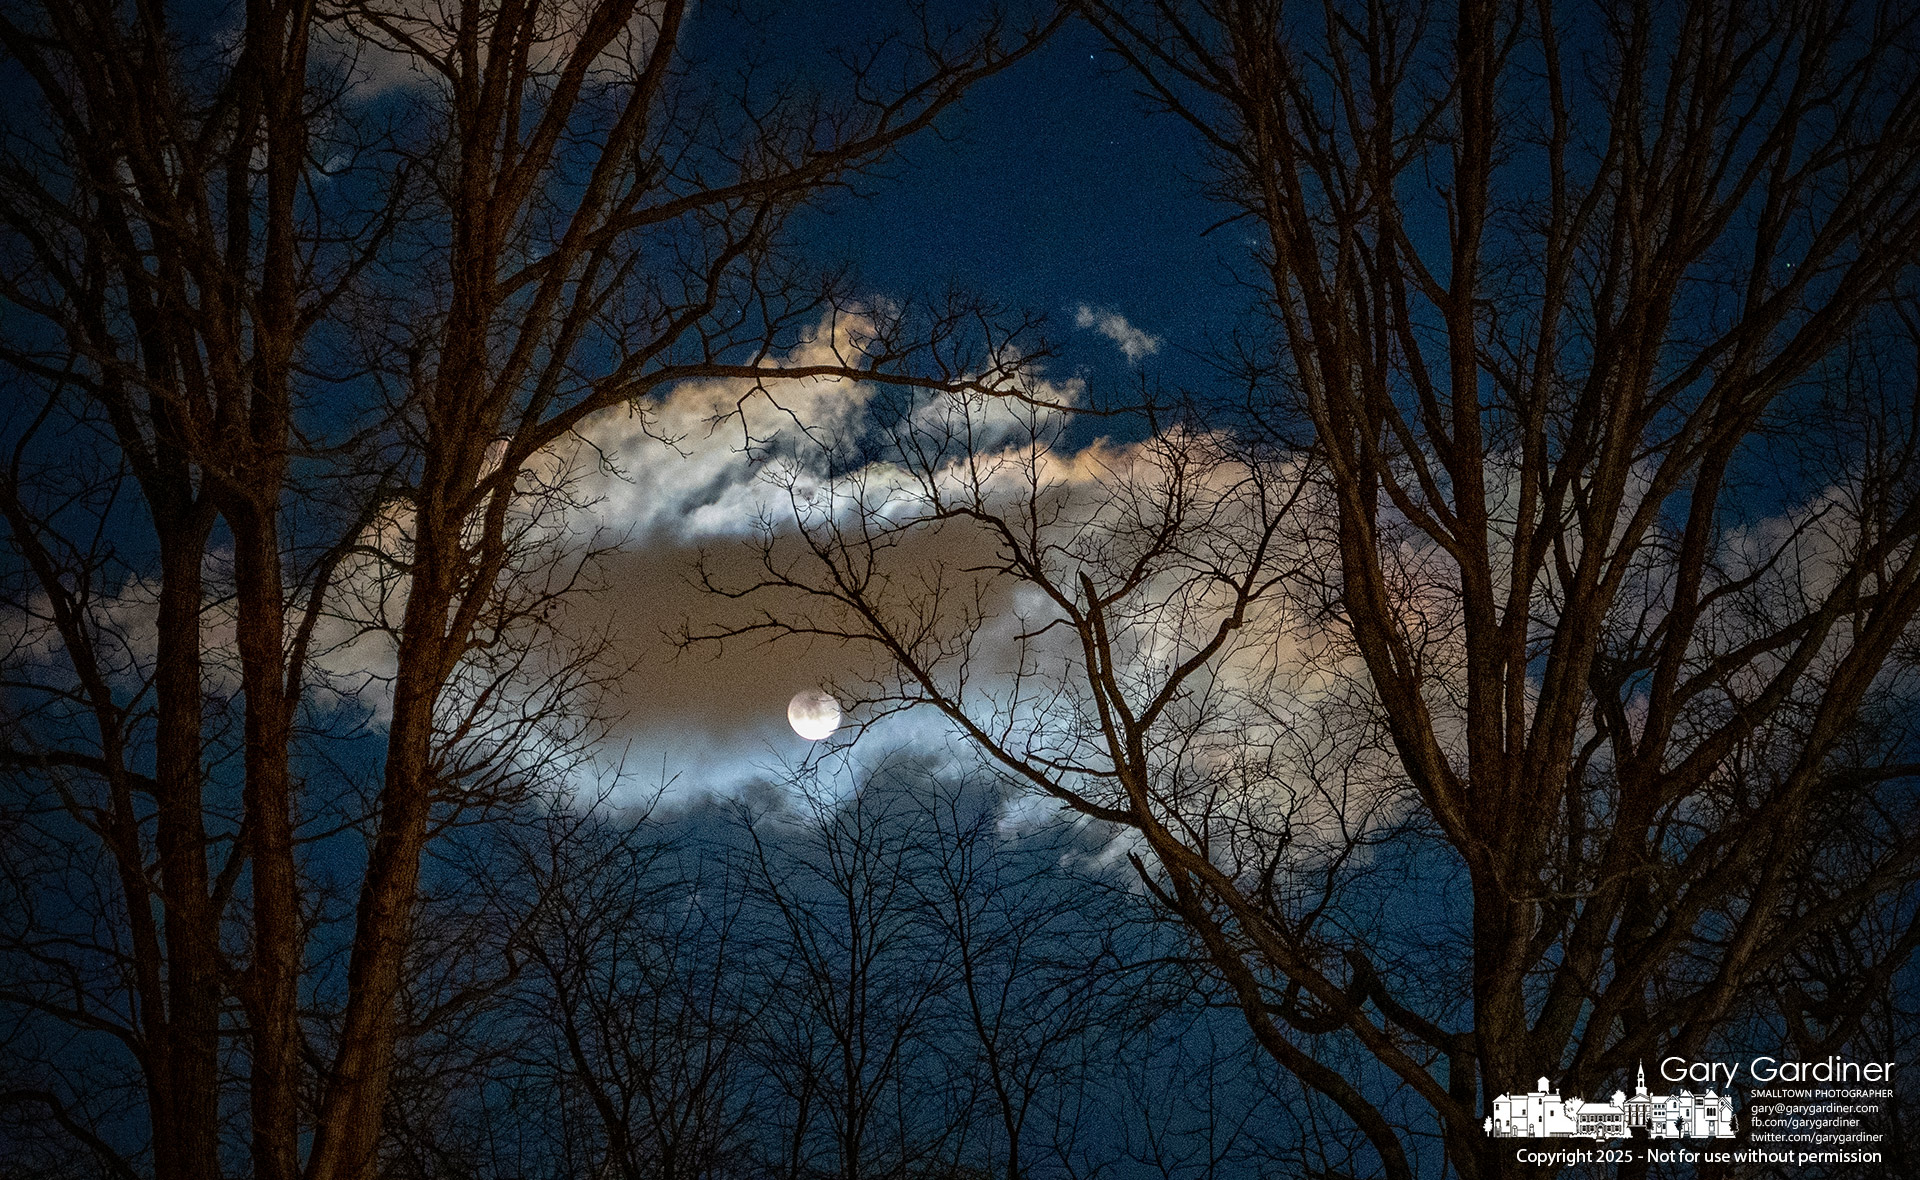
[1484, 1063, 1735, 1140]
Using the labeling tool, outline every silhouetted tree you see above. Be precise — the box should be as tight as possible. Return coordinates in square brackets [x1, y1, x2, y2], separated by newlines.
[695, 3, 1920, 1178]
[0, 2, 1065, 1176]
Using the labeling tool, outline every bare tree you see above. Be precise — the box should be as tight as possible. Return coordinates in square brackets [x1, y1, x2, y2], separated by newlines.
[912, 773, 1137, 1180]
[299, 746, 1303, 1180]
[479, 788, 762, 1180]
[0, 3, 387, 1176]
[0, 1, 1067, 1176]
[739, 764, 971, 1180]
[693, 2, 1920, 1174]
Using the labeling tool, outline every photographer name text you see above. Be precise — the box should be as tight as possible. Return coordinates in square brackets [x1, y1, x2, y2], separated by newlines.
[1659, 1056, 1897, 1088]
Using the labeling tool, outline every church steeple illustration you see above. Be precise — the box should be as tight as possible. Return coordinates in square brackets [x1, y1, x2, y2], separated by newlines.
[1621, 1061, 1655, 1130]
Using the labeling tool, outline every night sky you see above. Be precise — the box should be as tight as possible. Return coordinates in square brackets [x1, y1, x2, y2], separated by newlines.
[785, 14, 1233, 390]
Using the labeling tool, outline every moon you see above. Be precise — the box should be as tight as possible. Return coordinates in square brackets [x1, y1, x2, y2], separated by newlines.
[786, 689, 842, 741]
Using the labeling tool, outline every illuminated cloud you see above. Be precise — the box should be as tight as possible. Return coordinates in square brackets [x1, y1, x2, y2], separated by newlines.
[1074, 305, 1161, 364]
[10, 306, 1866, 827]
[318, 0, 669, 96]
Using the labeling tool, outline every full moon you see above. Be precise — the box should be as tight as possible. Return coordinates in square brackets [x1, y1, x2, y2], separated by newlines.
[786, 689, 842, 741]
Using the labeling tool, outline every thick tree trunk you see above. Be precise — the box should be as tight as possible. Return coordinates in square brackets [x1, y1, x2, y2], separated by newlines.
[306, 490, 460, 1180]
[150, 511, 222, 1180]
[230, 499, 302, 1180]
[229, 12, 310, 1169]
[306, 679, 438, 1180]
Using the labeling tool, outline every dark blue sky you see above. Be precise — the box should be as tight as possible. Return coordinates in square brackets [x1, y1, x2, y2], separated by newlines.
[771, 9, 1244, 396]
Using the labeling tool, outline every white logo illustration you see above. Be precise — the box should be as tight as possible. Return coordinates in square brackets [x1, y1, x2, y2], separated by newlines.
[1485, 1062, 1736, 1140]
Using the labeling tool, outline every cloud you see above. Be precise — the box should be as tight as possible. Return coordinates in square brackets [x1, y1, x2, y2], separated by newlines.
[317, 0, 670, 98]
[551, 314, 1084, 547]
[1074, 305, 1161, 364]
[575, 390, 1371, 818]
[548, 324, 1082, 796]
[353, 323, 1336, 809]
